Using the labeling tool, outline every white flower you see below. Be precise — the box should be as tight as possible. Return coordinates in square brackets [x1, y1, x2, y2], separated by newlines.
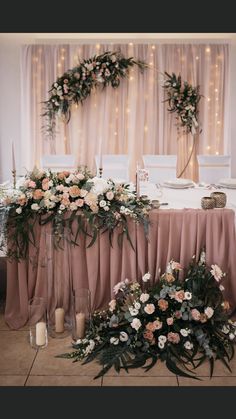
[140, 293, 150, 303]
[16, 207, 22, 214]
[89, 177, 110, 195]
[166, 262, 173, 274]
[113, 281, 126, 295]
[204, 307, 214, 319]
[99, 200, 107, 208]
[180, 329, 189, 337]
[219, 284, 225, 291]
[158, 335, 167, 343]
[134, 301, 141, 310]
[184, 291, 192, 300]
[130, 318, 142, 331]
[31, 203, 40, 211]
[184, 341, 193, 350]
[129, 307, 139, 316]
[119, 331, 129, 342]
[229, 333, 235, 341]
[222, 325, 230, 334]
[59, 204, 66, 210]
[104, 206, 110, 211]
[210, 264, 224, 282]
[142, 272, 151, 282]
[80, 189, 88, 197]
[158, 341, 165, 349]
[110, 337, 119, 345]
[144, 304, 155, 315]
[108, 299, 116, 312]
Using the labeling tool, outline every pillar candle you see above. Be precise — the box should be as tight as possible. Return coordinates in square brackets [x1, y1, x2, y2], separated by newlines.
[36, 321, 47, 346]
[76, 312, 86, 338]
[55, 307, 65, 333]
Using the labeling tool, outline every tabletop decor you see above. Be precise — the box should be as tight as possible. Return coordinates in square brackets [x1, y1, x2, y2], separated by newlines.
[210, 192, 227, 208]
[0, 167, 151, 260]
[201, 196, 216, 210]
[57, 252, 236, 380]
[43, 50, 147, 139]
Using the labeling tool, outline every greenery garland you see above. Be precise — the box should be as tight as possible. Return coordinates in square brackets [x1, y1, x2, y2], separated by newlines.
[162, 71, 202, 135]
[58, 253, 236, 380]
[43, 50, 147, 138]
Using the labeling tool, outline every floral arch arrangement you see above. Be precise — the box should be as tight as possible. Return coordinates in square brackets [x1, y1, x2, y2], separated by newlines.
[43, 50, 147, 138]
[43, 50, 202, 142]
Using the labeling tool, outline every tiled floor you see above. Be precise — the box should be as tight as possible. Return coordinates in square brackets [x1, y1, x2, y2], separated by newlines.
[1, 311, 236, 386]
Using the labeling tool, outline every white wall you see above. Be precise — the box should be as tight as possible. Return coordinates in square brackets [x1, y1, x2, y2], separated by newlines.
[0, 33, 236, 182]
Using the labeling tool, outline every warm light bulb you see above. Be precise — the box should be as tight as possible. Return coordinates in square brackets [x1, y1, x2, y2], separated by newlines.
[205, 47, 211, 53]
[196, 56, 199, 60]
[129, 42, 133, 46]
[126, 108, 130, 113]
[129, 76, 134, 81]
[144, 126, 148, 132]
[215, 151, 219, 155]
[207, 146, 211, 150]
[57, 63, 62, 68]
[61, 56, 65, 61]
[114, 131, 117, 136]
[151, 45, 156, 50]
[96, 44, 100, 49]
[207, 97, 211, 102]
[115, 107, 119, 113]
[217, 121, 221, 125]
[215, 88, 218, 93]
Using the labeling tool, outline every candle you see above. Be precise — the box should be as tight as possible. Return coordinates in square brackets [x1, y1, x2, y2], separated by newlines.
[12, 141, 16, 172]
[98, 137, 103, 169]
[76, 312, 86, 338]
[36, 321, 47, 346]
[55, 307, 65, 333]
[136, 162, 140, 198]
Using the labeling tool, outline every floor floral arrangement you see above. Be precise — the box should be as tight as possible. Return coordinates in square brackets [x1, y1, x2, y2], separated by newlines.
[58, 252, 236, 380]
[0, 167, 151, 259]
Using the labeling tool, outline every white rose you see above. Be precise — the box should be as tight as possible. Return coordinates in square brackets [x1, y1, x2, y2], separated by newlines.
[59, 204, 65, 210]
[31, 203, 40, 211]
[204, 307, 214, 319]
[184, 341, 193, 350]
[140, 293, 150, 303]
[180, 329, 189, 337]
[158, 335, 167, 343]
[99, 200, 107, 208]
[144, 304, 155, 315]
[134, 302, 141, 310]
[229, 333, 235, 341]
[184, 292, 192, 300]
[110, 337, 119, 345]
[109, 299, 116, 312]
[130, 318, 142, 331]
[129, 307, 139, 316]
[89, 177, 110, 195]
[119, 332, 128, 342]
[16, 207, 22, 214]
[104, 206, 109, 211]
[158, 341, 165, 349]
[80, 189, 88, 197]
[142, 272, 151, 282]
[70, 202, 78, 211]
[219, 284, 225, 291]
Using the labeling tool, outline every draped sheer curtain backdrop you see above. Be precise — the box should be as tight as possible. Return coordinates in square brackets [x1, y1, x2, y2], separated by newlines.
[20, 43, 230, 182]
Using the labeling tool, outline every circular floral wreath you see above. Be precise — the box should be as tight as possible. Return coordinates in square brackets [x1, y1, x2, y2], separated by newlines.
[43, 50, 147, 138]
[43, 51, 201, 139]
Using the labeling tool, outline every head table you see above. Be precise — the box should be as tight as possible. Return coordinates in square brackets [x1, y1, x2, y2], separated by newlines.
[4, 183, 236, 329]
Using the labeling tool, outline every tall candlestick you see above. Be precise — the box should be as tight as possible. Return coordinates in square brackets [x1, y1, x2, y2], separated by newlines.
[76, 312, 86, 338]
[136, 162, 140, 199]
[12, 141, 16, 172]
[98, 137, 103, 172]
[55, 307, 65, 333]
[36, 321, 47, 346]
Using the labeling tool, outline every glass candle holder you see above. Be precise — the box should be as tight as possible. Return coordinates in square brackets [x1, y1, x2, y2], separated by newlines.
[210, 192, 227, 208]
[28, 297, 48, 349]
[72, 288, 91, 342]
[45, 230, 73, 338]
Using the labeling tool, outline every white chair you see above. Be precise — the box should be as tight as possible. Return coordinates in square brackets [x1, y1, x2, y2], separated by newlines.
[197, 155, 231, 184]
[95, 154, 130, 182]
[142, 155, 177, 183]
[40, 155, 76, 172]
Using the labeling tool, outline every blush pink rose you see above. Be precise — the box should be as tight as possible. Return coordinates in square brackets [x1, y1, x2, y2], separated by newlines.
[42, 178, 50, 191]
[167, 317, 174, 326]
[167, 332, 180, 344]
[191, 308, 201, 321]
[158, 299, 169, 311]
[28, 180, 36, 188]
[33, 189, 44, 200]
[174, 290, 185, 302]
[69, 185, 80, 198]
[174, 311, 182, 319]
[75, 198, 84, 207]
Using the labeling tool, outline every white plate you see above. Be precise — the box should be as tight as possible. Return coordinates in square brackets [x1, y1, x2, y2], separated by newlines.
[162, 184, 194, 189]
[218, 178, 236, 187]
[163, 178, 194, 187]
[217, 183, 236, 189]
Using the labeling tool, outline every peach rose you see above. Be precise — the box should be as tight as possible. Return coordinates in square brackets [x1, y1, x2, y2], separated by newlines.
[167, 332, 180, 344]
[165, 273, 175, 283]
[167, 317, 174, 326]
[143, 330, 155, 344]
[33, 189, 44, 200]
[69, 185, 80, 198]
[153, 319, 163, 330]
[17, 194, 27, 206]
[191, 308, 201, 321]
[146, 322, 156, 332]
[57, 172, 66, 180]
[42, 178, 49, 190]
[61, 197, 70, 207]
[75, 198, 84, 207]
[199, 313, 208, 323]
[222, 301, 230, 311]
[174, 290, 185, 303]
[158, 299, 169, 311]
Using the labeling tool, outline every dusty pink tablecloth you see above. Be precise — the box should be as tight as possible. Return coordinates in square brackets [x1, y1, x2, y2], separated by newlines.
[5, 208, 236, 329]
